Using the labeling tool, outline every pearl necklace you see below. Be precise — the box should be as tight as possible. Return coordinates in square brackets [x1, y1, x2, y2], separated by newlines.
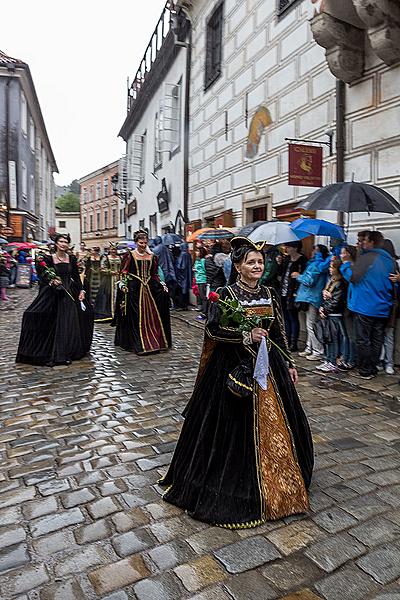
[55, 252, 68, 262]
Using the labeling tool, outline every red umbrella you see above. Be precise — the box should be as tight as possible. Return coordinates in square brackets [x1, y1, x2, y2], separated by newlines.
[6, 242, 38, 250]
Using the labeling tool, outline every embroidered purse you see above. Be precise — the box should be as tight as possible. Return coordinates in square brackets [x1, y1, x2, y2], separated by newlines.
[227, 360, 253, 398]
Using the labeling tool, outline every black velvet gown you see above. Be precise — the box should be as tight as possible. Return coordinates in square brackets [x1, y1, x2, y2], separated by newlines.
[160, 282, 314, 528]
[114, 251, 172, 355]
[16, 255, 94, 366]
[94, 255, 121, 322]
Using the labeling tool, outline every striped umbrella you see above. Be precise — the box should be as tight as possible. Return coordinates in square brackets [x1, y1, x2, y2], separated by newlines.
[198, 228, 235, 240]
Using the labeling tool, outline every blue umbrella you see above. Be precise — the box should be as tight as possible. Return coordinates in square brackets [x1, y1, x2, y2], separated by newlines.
[162, 233, 182, 245]
[290, 218, 346, 240]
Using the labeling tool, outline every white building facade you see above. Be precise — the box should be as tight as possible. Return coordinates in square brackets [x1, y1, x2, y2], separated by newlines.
[118, 4, 191, 239]
[55, 210, 80, 249]
[177, 0, 400, 244]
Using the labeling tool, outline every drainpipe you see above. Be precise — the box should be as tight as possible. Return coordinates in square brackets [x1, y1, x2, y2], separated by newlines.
[5, 75, 12, 227]
[336, 79, 346, 227]
[182, 28, 192, 224]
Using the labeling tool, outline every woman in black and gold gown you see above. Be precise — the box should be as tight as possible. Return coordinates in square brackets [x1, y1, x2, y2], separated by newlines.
[114, 231, 171, 355]
[16, 233, 93, 366]
[94, 244, 121, 322]
[160, 237, 313, 528]
[84, 247, 101, 306]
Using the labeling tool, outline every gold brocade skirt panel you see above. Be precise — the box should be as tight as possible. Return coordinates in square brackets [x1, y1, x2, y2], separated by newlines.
[255, 375, 309, 521]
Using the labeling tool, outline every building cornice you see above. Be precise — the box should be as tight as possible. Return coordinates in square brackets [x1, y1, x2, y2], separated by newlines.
[309, 0, 400, 83]
[78, 160, 119, 185]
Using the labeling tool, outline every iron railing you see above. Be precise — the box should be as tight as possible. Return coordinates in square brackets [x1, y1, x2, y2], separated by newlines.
[127, 1, 175, 112]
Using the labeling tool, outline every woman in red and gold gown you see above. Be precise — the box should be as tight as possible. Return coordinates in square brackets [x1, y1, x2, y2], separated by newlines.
[113, 231, 171, 355]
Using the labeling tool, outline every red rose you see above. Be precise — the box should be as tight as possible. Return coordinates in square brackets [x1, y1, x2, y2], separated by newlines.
[39, 261, 47, 267]
[208, 291, 220, 302]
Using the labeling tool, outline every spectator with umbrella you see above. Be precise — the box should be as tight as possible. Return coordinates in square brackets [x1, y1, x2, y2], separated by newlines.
[378, 239, 400, 375]
[340, 230, 394, 380]
[174, 242, 193, 311]
[294, 244, 330, 361]
[153, 236, 176, 287]
[277, 241, 308, 352]
[206, 242, 230, 292]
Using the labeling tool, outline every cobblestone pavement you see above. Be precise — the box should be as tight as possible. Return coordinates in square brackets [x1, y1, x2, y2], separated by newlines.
[1, 288, 400, 600]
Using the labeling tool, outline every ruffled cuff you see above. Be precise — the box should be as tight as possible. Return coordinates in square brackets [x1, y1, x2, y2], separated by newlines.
[242, 331, 253, 346]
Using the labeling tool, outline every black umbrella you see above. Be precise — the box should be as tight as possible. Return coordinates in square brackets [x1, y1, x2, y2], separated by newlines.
[298, 182, 400, 214]
[237, 221, 269, 237]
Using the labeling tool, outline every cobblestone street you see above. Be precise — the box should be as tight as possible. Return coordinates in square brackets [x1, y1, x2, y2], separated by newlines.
[2, 289, 400, 600]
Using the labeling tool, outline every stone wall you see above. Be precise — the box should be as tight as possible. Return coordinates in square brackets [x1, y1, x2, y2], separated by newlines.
[187, 0, 400, 244]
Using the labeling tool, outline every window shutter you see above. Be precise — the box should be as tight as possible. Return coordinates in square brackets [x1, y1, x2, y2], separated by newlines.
[162, 82, 181, 151]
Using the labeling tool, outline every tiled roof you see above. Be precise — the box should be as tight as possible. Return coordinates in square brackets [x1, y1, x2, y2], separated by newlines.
[0, 49, 26, 66]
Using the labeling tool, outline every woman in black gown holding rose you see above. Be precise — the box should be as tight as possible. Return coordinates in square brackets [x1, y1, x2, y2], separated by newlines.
[160, 237, 313, 528]
[16, 233, 93, 366]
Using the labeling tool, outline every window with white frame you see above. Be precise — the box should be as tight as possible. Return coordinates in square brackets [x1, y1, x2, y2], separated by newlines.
[104, 177, 108, 198]
[164, 81, 181, 153]
[90, 185, 94, 202]
[104, 209, 108, 230]
[96, 212, 100, 230]
[89, 214, 94, 231]
[83, 216, 87, 232]
[29, 118, 35, 151]
[154, 112, 162, 169]
[58, 220, 66, 228]
[21, 162, 28, 199]
[112, 208, 117, 228]
[83, 187, 88, 203]
[140, 131, 147, 185]
[21, 91, 28, 135]
[96, 181, 101, 200]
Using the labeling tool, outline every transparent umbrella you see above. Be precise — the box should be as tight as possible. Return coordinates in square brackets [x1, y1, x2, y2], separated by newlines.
[248, 221, 308, 245]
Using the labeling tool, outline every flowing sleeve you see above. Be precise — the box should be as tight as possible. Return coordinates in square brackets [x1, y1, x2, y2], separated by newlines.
[151, 255, 160, 281]
[70, 256, 83, 290]
[269, 287, 296, 368]
[205, 288, 244, 344]
[120, 252, 131, 274]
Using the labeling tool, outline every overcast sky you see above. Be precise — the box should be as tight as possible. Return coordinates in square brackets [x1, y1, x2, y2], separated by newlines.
[1, 0, 167, 185]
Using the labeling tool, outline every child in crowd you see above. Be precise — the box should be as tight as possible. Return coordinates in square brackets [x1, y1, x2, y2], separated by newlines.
[339, 244, 358, 370]
[316, 259, 348, 373]
[193, 247, 207, 321]
[0, 256, 10, 302]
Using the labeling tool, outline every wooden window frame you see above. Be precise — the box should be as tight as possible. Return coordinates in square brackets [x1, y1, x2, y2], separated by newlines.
[204, 2, 224, 91]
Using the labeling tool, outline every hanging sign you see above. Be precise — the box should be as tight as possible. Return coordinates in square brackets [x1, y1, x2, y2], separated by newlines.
[288, 144, 323, 187]
[157, 178, 169, 214]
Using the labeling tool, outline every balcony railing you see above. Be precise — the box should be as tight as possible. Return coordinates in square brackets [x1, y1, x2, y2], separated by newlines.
[127, 1, 175, 112]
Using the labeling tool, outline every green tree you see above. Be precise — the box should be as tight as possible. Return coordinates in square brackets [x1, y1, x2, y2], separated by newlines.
[69, 179, 81, 195]
[55, 192, 80, 212]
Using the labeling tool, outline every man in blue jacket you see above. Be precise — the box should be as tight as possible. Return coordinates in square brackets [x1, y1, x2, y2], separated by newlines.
[340, 231, 394, 379]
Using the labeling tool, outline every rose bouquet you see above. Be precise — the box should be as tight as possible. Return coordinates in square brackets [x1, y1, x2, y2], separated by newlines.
[208, 291, 291, 361]
[37, 257, 75, 301]
[208, 292, 262, 332]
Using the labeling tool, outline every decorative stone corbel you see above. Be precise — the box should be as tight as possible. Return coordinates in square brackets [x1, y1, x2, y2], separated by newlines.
[352, 0, 400, 66]
[310, 12, 365, 82]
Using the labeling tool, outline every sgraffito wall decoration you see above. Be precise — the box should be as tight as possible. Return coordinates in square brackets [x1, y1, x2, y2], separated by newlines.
[245, 106, 273, 160]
